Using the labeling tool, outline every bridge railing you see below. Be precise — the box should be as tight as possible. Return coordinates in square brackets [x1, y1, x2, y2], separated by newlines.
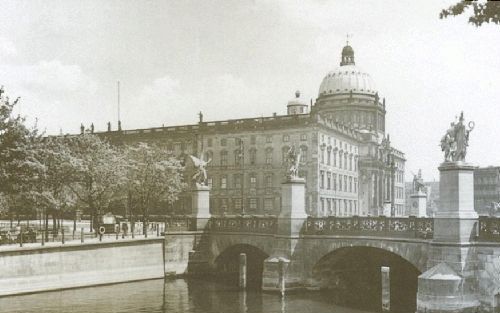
[207, 215, 278, 234]
[165, 216, 197, 232]
[477, 216, 500, 242]
[304, 216, 434, 239]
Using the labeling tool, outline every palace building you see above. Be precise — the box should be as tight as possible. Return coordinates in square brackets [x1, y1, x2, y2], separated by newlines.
[101, 44, 406, 217]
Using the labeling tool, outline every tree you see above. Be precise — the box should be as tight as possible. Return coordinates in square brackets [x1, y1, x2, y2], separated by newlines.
[66, 134, 128, 232]
[126, 142, 185, 234]
[0, 87, 41, 225]
[440, 1, 500, 26]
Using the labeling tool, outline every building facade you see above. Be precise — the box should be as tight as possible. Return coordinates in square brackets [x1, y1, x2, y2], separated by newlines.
[474, 166, 500, 216]
[102, 44, 406, 217]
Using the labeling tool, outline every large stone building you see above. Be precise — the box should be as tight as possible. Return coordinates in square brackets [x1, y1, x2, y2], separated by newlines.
[474, 166, 500, 216]
[103, 44, 406, 217]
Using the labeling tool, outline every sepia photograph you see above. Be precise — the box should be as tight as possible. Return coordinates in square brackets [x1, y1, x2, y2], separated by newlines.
[0, 1, 500, 312]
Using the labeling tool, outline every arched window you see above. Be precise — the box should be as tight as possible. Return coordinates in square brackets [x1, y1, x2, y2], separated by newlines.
[282, 146, 290, 164]
[220, 150, 228, 166]
[249, 148, 257, 165]
[265, 147, 273, 165]
[300, 145, 308, 163]
[327, 147, 332, 165]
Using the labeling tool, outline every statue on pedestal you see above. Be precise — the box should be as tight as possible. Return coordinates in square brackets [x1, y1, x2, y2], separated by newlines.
[285, 145, 301, 180]
[190, 154, 211, 187]
[413, 169, 425, 193]
[440, 112, 474, 162]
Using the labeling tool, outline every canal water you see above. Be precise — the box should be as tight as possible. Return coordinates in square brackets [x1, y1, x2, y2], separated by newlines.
[0, 278, 376, 313]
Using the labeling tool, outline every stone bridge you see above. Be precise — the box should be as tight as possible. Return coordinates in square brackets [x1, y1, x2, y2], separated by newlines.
[164, 162, 500, 313]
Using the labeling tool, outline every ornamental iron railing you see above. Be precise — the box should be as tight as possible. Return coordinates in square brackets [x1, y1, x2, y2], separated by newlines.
[304, 216, 434, 239]
[477, 216, 500, 242]
[165, 216, 196, 232]
[207, 215, 278, 234]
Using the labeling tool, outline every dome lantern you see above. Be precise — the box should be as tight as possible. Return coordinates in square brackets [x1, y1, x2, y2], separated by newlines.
[340, 45, 355, 66]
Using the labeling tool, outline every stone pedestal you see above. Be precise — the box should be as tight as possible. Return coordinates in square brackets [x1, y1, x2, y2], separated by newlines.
[263, 178, 307, 293]
[410, 191, 427, 217]
[417, 162, 480, 313]
[191, 184, 211, 230]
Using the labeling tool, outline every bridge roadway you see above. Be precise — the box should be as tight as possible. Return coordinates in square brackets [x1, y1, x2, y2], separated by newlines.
[164, 215, 500, 313]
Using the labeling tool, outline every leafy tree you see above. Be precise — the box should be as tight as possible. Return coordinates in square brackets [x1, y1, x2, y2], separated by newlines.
[0, 87, 40, 225]
[125, 142, 185, 234]
[440, 0, 500, 26]
[65, 134, 128, 231]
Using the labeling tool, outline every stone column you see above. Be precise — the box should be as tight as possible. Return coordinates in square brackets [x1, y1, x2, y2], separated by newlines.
[417, 162, 479, 313]
[262, 177, 307, 293]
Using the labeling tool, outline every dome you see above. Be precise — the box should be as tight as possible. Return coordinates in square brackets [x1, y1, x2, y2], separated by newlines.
[318, 64, 377, 96]
[318, 44, 377, 96]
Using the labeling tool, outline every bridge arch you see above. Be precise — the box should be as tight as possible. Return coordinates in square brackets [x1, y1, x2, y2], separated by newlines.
[311, 245, 421, 312]
[213, 243, 269, 288]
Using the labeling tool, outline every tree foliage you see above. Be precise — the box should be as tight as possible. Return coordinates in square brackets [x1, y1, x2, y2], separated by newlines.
[440, 0, 500, 26]
[126, 142, 186, 226]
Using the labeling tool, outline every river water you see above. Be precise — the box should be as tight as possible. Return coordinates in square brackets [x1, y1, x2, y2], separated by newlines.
[0, 279, 374, 313]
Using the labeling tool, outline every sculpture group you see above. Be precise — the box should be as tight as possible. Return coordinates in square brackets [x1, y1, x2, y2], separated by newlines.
[440, 112, 474, 162]
[285, 145, 301, 180]
[190, 154, 211, 187]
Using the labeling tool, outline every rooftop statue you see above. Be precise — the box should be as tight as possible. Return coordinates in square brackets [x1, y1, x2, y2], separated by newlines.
[190, 154, 211, 187]
[440, 112, 474, 162]
[285, 145, 301, 180]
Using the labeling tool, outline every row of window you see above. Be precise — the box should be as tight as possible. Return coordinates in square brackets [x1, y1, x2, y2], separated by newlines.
[320, 172, 357, 193]
[320, 148, 357, 171]
[206, 133, 308, 148]
[319, 198, 358, 217]
[209, 173, 275, 190]
[204, 146, 309, 167]
[320, 135, 357, 154]
[211, 197, 276, 213]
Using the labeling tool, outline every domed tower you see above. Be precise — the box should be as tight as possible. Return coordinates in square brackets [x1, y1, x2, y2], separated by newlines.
[287, 90, 309, 115]
[313, 44, 386, 135]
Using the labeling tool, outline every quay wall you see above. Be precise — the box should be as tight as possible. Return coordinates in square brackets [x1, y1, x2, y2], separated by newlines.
[0, 238, 165, 296]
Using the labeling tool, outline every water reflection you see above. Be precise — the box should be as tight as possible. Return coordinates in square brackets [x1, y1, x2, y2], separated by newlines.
[0, 278, 376, 313]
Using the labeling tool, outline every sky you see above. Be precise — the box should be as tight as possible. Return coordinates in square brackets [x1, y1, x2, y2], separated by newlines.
[1, 0, 499, 181]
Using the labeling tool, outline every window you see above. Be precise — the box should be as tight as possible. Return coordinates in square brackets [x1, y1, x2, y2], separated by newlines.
[207, 138, 213, 147]
[282, 146, 289, 163]
[220, 151, 228, 166]
[320, 198, 325, 213]
[334, 151, 337, 167]
[221, 138, 227, 146]
[250, 175, 257, 189]
[344, 176, 347, 191]
[349, 176, 353, 192]
[234, 150, 243, 166]
[204, 151, 213, 164]
[266, 135, 272, 143]
[344, 154, 348, 170]
[208, 178, 213, 189]
[221, 176, 227, 189]
[349, 156, 353, 171]
[320, 171, 325, 189]
[320, 147, 325, 164]
[300, 133, 307, 141]
[181, 142, 186, 151]
[234, 198, 242, 211]
[221, 199, 228, 212]
[234, 174, 241, 189]
[264, 198, 274, 211]
[249, 198, 258, 211]
[327, 149, 331, 165]
[249, 149, 257, 165]
[327, 172, 331, 190]
[333, 199, 337, 216]
[339, 175, 343, 191]
[265, 148, 273, 165]
[333, 173, 337, 191]
[265, 175, 273, 188]
[283, 135, 289, 142]
[250, 135, 256, 145]
[354, 157, 357, 171]
[327, 199, 331, 215]
[300, 146, 308, 163]
[354, 178, 358, 193]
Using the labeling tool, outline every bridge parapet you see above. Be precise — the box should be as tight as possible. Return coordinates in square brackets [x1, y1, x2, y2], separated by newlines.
[478, 216, 500, 242]
[304, 216, 434, 239]
[207, 216, 278, 234]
